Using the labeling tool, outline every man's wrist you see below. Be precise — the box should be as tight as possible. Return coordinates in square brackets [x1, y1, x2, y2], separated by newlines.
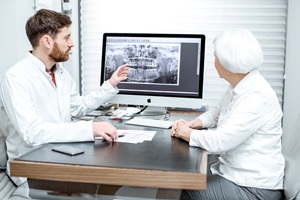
[108, 79, 115, 87]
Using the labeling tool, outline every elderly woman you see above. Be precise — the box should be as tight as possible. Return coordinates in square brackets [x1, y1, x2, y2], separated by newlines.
[172, 28, 285, 200]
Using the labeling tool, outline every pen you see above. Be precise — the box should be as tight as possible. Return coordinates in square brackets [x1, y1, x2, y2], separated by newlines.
[95, 134, 125, 141]
[106, 116, 122, 120]
[106, 116, 133, 120]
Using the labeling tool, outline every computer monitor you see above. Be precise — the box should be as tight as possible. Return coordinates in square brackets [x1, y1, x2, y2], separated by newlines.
[100, 33, 205, 111]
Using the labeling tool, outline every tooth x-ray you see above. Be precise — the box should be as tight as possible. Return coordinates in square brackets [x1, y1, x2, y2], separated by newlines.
[104, 44, 180, 85]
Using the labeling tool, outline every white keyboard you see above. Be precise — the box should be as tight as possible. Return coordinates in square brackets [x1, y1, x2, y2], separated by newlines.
[125, 118, 174, 129]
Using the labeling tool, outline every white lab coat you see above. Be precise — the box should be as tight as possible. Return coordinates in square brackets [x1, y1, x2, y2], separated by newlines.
[0, 53, 118, 185]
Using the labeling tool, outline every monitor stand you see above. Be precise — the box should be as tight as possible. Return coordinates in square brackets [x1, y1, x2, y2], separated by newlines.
[138, 106, 167, 116]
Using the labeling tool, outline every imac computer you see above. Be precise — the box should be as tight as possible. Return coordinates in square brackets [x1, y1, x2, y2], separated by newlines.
[100, 33, 205, 112]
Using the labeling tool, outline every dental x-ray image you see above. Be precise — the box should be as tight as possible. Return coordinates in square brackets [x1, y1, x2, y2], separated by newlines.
[104, 44, 180, 85]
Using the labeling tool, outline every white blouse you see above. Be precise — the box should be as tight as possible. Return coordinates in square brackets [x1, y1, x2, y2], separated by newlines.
[190, 70, 284, 190]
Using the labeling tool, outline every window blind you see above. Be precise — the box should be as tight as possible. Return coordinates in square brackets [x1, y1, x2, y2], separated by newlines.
[79, 0, 287, 108]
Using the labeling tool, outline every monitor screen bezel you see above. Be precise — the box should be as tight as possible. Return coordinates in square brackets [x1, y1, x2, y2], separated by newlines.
[100, 32, 205, 106]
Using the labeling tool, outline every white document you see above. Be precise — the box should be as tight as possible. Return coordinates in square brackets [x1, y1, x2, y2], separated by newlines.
[95, 130, 156, 143]
[116, 130, 156, 144]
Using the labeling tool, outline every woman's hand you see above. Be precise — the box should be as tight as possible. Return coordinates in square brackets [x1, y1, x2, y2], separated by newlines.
[171, 119, 186, 137]
[188, 118, 203, 129]
[171, 119, 192, 142]
[171, 117, 203, 142]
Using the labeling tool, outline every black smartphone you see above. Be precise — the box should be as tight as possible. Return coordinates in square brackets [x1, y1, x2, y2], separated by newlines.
[52, 145, 84, 156]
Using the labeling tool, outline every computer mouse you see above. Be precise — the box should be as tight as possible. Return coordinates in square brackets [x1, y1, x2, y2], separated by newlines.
[125, 107, 141, 114]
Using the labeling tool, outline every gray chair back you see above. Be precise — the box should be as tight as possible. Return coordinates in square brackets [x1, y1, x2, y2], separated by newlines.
[282, 114, 300, 200]
[0, 135, 7, 169]
[0, 103, 9, 169]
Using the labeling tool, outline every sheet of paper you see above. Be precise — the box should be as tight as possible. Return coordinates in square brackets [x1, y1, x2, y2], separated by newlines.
[88, 110, 104, 116]
[117, 130, 156, 144]
[95, 130, 156, 144]
[71, 110, 104, 121]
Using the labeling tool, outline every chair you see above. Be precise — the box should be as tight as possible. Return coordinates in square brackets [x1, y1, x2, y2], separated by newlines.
[282, 114, 300, 200]
[0, 107, 32, 200]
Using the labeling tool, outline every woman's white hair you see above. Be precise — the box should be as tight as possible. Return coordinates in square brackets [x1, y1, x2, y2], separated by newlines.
[213, 28, 263, 74]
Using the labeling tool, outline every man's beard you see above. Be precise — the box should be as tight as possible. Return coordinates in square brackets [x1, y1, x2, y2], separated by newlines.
[49, 42, 70, 62]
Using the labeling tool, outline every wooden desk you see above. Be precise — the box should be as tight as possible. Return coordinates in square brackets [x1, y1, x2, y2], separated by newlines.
[10, 112, 207, 190]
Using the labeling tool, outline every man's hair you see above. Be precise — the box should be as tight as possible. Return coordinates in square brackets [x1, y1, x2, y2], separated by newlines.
[213, 28, 263, 74]
[25, 9, 72, 48]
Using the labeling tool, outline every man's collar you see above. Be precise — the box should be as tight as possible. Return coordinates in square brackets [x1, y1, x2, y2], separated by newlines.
[46, 64, 57, 73]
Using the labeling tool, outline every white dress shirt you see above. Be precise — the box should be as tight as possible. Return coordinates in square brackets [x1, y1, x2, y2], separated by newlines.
[0, 53, 118, 185]
[190, 69, 284, 190]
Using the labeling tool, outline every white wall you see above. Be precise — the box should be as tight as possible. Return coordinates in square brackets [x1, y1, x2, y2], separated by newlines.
[0, 0, 80, 90]
[0, 0, 33, 78]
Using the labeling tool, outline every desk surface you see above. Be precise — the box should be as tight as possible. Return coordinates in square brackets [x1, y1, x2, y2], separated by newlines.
[10, 111, 207, 190]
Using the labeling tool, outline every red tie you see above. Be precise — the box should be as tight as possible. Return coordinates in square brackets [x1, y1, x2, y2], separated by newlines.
[46, 68, 56, 86]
